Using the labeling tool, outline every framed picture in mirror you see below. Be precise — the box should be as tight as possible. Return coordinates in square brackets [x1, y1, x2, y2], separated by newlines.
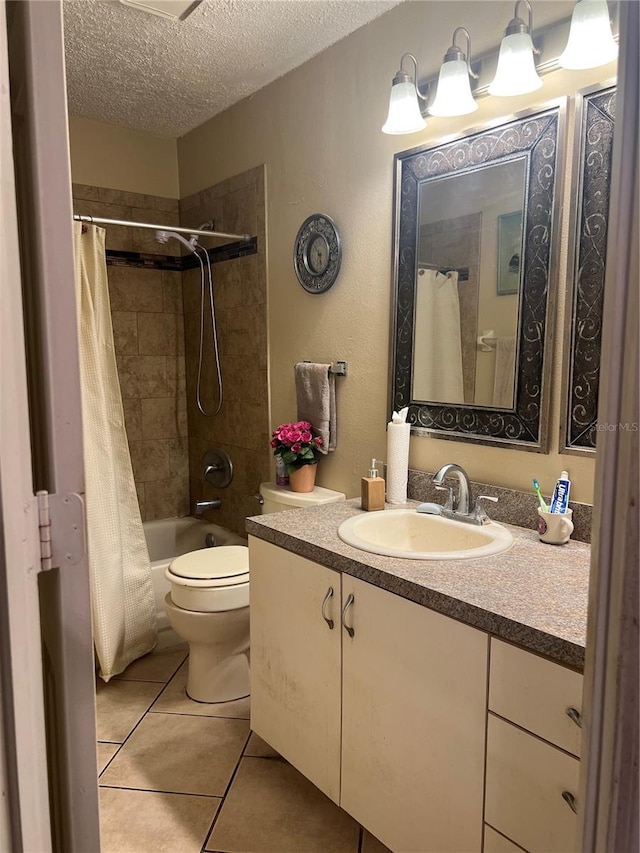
[560, 82, 616, 455]
[497, 211, 522, 296]
[390, 101, 566, 451]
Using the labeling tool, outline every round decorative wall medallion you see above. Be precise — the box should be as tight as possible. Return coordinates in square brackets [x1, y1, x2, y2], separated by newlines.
[293, 214, 342, 293]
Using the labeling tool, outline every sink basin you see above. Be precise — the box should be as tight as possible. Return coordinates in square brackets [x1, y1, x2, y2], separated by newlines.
[337, 509, 513, 560]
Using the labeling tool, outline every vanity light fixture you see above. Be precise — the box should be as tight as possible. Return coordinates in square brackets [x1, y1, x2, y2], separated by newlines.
[381, 53, 427, 135]
[429, 27, 479, 117]
[558, 0, 618, 69]
[488, 0, 543, 97]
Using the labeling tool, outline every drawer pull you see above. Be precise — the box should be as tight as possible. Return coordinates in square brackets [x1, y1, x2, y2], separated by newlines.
[341, 593, 355, 637]
[566, 706, 582, 728]
[562, 791, 578, 814]
[321, 587, 334, 629]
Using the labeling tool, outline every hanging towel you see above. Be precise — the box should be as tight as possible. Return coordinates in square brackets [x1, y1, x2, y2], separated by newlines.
[294, 362, 336, 453]
[492, 336, 517, 408]
[412, 270, 465, 403]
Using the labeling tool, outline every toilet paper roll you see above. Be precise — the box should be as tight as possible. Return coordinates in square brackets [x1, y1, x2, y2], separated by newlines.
[386, 422, 410, 504]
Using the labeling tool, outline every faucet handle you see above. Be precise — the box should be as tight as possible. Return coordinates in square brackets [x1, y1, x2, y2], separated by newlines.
[435, 484, 455, 512]
[472, 495, 498, 524]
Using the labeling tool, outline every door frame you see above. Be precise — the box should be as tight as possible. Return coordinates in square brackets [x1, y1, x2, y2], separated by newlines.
[4, 0, 100, 850]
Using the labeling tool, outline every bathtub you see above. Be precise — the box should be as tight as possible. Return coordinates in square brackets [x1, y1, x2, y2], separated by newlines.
[143, 516, 247, 649]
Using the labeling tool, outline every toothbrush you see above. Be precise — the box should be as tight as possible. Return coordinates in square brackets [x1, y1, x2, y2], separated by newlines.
[532, 478, 548, 512]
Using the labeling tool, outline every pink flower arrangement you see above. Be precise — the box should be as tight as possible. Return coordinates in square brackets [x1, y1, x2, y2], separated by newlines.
[271, 420, 323, 471]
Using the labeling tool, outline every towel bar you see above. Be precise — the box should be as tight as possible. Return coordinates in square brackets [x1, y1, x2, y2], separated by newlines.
[303, 360, 348, 376]
[477, 331, 497, 352]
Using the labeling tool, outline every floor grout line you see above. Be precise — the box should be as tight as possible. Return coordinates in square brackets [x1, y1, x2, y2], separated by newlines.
[96, 660, 186, 769]
[147, 709, 249, 721]
[99, 783, 223, 800]
[200, 729, 253, 852]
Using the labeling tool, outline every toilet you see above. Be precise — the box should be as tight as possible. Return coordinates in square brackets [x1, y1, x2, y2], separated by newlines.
[165, 483, 345, 704]
[164, 545, 250, 703]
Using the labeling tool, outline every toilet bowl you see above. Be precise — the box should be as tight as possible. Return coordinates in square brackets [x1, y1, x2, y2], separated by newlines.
[164, 545, 250, 703]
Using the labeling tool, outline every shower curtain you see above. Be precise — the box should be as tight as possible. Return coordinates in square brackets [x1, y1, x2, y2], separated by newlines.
[413, 269, 465, 403]
[73, 222, 157, 680]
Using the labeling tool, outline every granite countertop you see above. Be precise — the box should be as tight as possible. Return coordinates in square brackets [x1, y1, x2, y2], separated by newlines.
[246, 499, 591, 670]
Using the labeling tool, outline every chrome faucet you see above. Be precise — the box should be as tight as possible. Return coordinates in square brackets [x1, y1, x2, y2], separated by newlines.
[194, 498, 222, 516]
[431, 463, 498, 525]
[432, 463, 471, 515]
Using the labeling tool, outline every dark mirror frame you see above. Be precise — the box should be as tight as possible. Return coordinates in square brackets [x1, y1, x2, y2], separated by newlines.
[560, 83, 616, 455]
[390, 102, 566, 452]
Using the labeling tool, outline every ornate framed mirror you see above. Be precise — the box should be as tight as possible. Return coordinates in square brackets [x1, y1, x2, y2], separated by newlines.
[560, 83, 616, 455]
[390, 103, 565, 451]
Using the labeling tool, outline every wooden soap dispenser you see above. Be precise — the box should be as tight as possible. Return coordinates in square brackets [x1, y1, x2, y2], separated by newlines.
[361, 458, 385, 512]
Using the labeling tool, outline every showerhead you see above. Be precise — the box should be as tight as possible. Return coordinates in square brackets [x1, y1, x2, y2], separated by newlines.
[155, 230, 199, 252]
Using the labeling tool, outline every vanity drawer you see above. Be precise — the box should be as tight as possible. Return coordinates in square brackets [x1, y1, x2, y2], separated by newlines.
[486, 714, 580, 853]
[484, 825, 526, 853]
[489, 639, 583, 756]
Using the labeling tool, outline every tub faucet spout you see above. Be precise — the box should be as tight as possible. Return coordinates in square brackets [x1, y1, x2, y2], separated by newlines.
[194, 498, 222, 516]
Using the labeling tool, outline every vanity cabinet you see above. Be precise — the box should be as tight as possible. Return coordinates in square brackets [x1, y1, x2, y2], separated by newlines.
[249, 539, 342, 801]
[249, 537, 488, 853]
[485, 639, 583, 852]
[249, 538, 585, 853]
[340, 573, 487, 853]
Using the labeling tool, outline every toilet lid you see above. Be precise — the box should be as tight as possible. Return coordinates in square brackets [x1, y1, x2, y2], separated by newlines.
[169, 545, 249, 583]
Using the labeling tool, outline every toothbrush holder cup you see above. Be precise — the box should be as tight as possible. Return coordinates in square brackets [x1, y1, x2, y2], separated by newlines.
[537, 508, 573, 545]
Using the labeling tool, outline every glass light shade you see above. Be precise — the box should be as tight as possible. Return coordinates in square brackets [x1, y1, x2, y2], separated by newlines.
[488, 32, 543, 97]
[429, 59, 478, 117]
[382, 81, 427, 135]
[559, 0, 618, 69]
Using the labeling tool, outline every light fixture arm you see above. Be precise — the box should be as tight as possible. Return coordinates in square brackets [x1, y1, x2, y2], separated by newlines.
[506, 0, 540, 53]
[395, 52, 429, 103]
[445, 26, 479, 80]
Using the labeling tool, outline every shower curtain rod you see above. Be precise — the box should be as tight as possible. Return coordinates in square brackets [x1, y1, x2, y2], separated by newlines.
[73, 214, 251, 242]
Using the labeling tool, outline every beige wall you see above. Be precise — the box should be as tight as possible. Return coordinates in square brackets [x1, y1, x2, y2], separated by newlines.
[69, 116, 179, 198]
[177, 0, 616, 504]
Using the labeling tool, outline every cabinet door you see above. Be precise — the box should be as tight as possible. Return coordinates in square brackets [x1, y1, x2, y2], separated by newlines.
[249, 537, 342, 802]
[341, 576, 488, 853]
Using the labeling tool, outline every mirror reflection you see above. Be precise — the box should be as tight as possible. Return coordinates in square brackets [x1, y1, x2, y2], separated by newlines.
[413, 159, 525, 407]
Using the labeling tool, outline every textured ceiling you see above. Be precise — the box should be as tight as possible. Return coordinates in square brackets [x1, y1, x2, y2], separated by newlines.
[63, 0, 402, 137]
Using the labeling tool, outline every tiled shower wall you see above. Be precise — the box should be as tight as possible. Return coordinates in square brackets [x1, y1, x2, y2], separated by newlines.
[180, 166, 270, 537]
[72, 185, 189, 521]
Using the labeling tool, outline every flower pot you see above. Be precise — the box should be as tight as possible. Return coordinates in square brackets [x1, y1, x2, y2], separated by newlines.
[288, 463, 317, 493]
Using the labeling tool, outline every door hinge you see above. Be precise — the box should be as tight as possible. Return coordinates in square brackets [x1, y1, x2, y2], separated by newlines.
[36, 490, 85, 572]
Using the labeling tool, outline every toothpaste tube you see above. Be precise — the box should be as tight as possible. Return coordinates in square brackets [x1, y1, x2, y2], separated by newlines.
[550, 471, 571, 514]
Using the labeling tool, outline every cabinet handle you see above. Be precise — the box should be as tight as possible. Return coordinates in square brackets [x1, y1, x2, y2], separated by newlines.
[341, 593, 355, 637]
[321, 587, 334, 629]
[566, 706, 582, 728]
[562, 791, 578, 814]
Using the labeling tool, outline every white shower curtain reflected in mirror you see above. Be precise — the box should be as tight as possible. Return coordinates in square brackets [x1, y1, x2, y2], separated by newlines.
[412, 269, 465, 403]
[73, 222, 157, 680]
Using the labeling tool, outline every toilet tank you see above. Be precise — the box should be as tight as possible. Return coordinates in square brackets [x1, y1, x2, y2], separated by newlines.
[259, 482, 346, 514]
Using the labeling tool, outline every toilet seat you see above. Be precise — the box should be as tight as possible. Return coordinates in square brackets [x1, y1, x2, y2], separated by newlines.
[169, 545, 249, 586]
[166, 545, 249, 612]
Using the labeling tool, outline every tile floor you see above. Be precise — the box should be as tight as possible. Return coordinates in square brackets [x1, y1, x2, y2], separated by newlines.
[96, 645, 392, 853]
